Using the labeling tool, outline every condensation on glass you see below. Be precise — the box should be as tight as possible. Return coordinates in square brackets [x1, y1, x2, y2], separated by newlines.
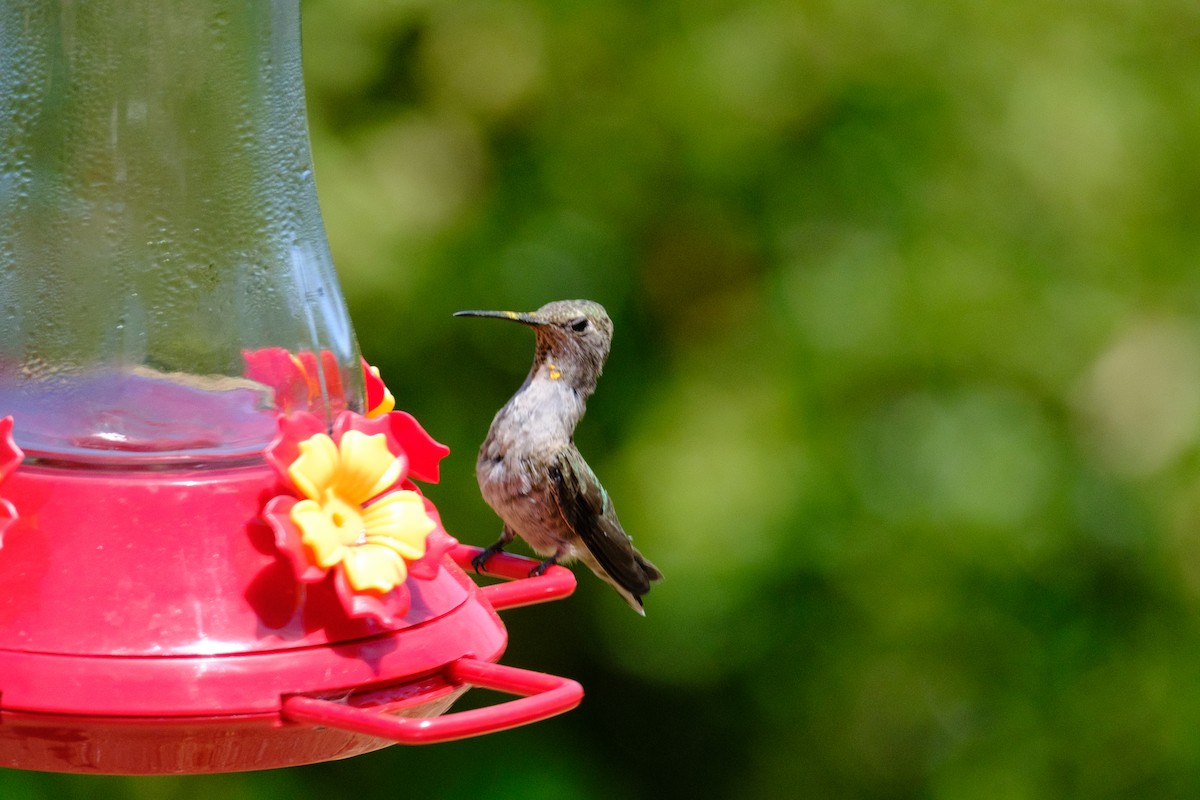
[0, 0, 362, 466]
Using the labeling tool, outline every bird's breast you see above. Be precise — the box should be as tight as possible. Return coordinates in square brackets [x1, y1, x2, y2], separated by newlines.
[475, 442, 573, 552]
[476, 444, 544, 506]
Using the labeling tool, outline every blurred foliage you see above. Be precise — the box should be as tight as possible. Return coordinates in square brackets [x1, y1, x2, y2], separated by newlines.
[12, 0, 1200, 797]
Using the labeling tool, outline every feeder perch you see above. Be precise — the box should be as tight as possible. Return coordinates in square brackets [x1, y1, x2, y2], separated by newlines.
[0, 0, 581, 774]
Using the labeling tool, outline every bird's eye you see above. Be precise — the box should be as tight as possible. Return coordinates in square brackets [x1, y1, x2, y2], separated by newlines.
[569, 317, 589, 332]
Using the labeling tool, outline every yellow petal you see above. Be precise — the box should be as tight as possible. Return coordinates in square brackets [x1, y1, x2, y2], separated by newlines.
[366, 370, 396, 419]
[361, 490, 434, 560]
[334, 430, 404, 504]
[291, 498, 347, 568]
[374, 388, 398, 419]
[342, 543, 408, 593]
[289, 433, 339, 500]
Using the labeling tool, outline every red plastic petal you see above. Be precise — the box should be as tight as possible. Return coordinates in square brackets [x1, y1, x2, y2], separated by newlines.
[243, 348, 309, 414]
[385, 411, 450, 484]
[294, 351, 346, 413]
[331, 567, 411, 628]
[262, 494, 327, 584]
[407, 524, 458, 582]
[362, 357, 387, 412]
[332, 409, 391, 444]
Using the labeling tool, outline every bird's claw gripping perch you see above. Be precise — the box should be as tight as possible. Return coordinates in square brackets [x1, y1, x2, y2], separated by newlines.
[471, 542, 506, 574]
[528, 556, 558, 578]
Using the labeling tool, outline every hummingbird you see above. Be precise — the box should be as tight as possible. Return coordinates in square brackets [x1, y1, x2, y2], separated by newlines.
[455, 299, 663, 614]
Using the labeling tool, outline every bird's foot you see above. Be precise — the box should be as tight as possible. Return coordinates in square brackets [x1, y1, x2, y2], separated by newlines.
[528, 555, 559, 578]
[471, 543, 506, 574]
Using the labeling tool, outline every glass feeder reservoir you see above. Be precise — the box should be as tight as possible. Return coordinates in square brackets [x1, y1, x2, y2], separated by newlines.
[0, 0, 579, 774]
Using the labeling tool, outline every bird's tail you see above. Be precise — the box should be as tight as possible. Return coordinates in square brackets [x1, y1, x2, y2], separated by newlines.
[581, 549, 663, 616]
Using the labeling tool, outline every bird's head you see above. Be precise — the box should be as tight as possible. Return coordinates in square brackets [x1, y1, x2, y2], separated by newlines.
[455, 299, 614, 392]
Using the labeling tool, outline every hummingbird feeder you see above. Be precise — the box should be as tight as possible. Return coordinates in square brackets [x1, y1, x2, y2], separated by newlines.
[0, 0, 580, 774]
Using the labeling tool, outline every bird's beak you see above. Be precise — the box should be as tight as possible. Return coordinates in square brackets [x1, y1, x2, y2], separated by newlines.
[454, 309, 549, 327]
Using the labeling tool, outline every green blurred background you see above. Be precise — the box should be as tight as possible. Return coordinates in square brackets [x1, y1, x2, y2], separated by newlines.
[11, 0, 1200, 797]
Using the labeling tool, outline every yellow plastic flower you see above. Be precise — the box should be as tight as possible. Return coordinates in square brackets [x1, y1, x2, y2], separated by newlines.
[288, 429, 434, 593]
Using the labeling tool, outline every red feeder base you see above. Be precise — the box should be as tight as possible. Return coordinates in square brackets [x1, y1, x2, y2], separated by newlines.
[0, 458, 580, 774]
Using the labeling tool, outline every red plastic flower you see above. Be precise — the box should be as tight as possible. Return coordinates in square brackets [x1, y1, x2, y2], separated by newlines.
[0, 417, 21, 547]
[262, 410, 454, 625]
[243, 348, 348, 415]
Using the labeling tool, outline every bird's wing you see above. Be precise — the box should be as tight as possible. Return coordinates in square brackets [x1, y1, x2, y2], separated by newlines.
[548, 449, 654, 596]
